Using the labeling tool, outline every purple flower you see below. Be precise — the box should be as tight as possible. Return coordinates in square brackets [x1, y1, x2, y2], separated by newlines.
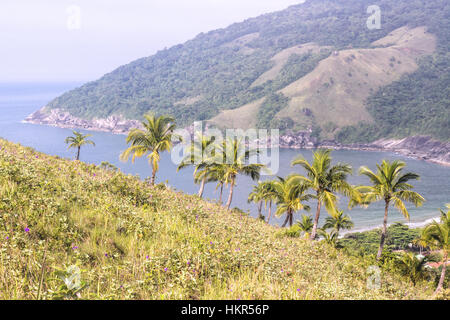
[105, 253, 108, 257]
[24, 227, 30, 233]
[187, 261, 190, 265]
[164, 268, 168, 272]
[5, 236, 9, 240]
[72, 246, 78, 250]
[146, 255, 149, 260]
[297, 288, 301, 292]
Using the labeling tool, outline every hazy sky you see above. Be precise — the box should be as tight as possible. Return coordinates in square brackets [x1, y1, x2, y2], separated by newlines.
[0, 0, 304, 82]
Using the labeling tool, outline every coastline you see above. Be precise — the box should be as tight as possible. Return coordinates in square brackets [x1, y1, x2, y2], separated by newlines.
[339, 214, 441, 237]
[24, 107, 450, 167]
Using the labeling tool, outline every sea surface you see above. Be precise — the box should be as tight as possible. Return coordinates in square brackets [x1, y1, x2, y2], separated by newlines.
[0, 82, 449, 232]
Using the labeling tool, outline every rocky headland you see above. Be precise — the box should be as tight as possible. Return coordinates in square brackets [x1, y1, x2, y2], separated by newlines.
[25, 107, 450, 166]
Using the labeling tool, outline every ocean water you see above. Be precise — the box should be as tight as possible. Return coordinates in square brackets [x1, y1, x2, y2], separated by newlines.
[0, 82, 449, 232]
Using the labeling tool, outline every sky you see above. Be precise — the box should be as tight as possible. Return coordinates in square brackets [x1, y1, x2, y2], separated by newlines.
[0, 0, 304, 82]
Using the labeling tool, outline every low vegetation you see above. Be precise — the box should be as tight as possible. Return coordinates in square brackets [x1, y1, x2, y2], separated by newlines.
[0, 138, 443, 299]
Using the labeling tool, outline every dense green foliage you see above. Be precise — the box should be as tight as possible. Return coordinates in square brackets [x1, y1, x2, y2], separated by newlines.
[339, 223, 421, 256]
[47, 0, 449, 142]
[337, 55, 450, 143]
[256, 93, 290, 129]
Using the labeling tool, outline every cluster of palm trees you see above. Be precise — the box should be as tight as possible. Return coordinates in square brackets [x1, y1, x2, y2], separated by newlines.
[395, 205, 449, 295]
[65, 114, 426, 261]
[177, 132, 265, 210]
[65, 114, 448, 294]
[246, 150, 426, 262]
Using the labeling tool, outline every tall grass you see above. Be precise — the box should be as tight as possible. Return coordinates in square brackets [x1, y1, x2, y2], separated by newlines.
[0, 139, 434, 299]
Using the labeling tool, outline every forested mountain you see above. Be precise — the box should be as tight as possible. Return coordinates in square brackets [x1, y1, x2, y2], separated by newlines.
[43, 0, 449, 142]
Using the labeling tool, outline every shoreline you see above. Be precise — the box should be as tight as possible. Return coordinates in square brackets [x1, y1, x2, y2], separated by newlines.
[339, 215, 441, 237]
[24, 107, 450, 167]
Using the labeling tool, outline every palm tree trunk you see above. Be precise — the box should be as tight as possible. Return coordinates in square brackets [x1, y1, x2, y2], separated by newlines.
[377, 200, 390, 260]
[150, 165, 157, 186]
[281, 213, 290, 228]
[289, 211, 293, 227]
[266, 200, 272, 224]
[310, 197, 321, 240]
[225, 176, 235, 210]
[198, 176, 206, 198]
[435, 251, 448, 295]
[76, 147, 81, 160]
[258, 201, 263, 219]
[219, 184, 223, 204]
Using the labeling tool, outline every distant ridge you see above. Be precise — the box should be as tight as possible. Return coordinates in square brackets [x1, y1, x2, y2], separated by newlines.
[30, 0, 449, 143]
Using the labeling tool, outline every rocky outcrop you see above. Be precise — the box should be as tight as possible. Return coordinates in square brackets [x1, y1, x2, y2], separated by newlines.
[24, 107, 143, 134]
[371, 136, 450, 166]
[24, 108, 450, 166]
[279, 130, 318, 148]
[276, 133, 449, 166]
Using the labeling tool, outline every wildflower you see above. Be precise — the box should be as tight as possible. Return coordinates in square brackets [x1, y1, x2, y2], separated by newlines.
[5, 236, 9, 240]
[105, 253, 108, 257]
[146, 255, 149, 259]
[297, 288, 301, 292]
[187, 261, 190, 265]
[164, 268, 168, 272]
[72, 246, 78, 250]
[24, 227, 30, 233]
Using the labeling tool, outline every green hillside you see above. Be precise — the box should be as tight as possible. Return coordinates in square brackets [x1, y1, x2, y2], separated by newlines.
[0, 139, 436, 299]
[45, 0, 449, 142]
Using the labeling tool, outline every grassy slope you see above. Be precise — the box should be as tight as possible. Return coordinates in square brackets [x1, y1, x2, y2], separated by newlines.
[212, 26, 436, 135]
[0, 139, 434, 299]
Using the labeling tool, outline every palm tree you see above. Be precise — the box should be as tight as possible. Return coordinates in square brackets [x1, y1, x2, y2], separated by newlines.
[395, 252, 430, 286]
[120, 114, 178, 186]
[318, 229, 339, 247]
[177, 134, 215, 198]
[248, 182, 266, 219]
[420, 204, 449, 294]
[323, 210, 354, 234]
[291, 149, 355, 240]
[208, 163, 228, 204]
[65, 131, 95, 160]
[217, 137, 266, 210]
[273, 175, 312, 227]
[358, 160, 425, 260]
[261, 180, 277, 224]
[296, 214, 314, 239]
